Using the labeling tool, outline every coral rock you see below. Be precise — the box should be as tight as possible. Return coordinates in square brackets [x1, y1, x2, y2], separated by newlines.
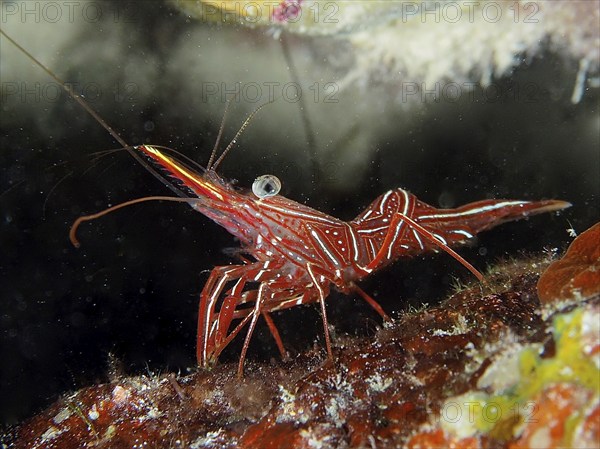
[3, 258, 599, 448]
[538, 222, 600, 304]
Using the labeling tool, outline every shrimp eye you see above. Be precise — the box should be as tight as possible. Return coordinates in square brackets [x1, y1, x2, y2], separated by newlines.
[252, 174, 281, 198]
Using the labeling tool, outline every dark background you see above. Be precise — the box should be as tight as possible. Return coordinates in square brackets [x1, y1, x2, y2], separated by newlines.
[1, 1, 598, 427]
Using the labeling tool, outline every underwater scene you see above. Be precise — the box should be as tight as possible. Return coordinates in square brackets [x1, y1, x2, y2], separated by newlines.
[1, 1, 598, 447]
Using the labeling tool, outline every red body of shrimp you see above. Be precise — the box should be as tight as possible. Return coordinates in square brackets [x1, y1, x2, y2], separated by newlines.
[135, 144, 570, 377]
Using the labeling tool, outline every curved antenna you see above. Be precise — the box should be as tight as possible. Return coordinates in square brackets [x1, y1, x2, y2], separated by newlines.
[206, 100, 231, 171]
[69, 196, 198, 247]
[211, 101, 273, 172]
[279, 33, 318, 180]
[0, 28, 187, 199]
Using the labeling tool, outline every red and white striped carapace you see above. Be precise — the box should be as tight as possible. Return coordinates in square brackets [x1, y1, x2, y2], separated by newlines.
[121, 144, 569, 377]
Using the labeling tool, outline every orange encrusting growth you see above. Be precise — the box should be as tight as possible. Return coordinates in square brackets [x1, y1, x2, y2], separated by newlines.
[538, 222, 600, 303]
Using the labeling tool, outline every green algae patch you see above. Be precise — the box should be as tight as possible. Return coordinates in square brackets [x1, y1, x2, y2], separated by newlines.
[517, 308, 599, 395]
[442, 306, 600, 441]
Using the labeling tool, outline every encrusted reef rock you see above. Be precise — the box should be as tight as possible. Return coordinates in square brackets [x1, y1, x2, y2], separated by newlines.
[3, 225, 599, 448]
[173, 0, 600, 92]
[538, 222, 600, 304]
